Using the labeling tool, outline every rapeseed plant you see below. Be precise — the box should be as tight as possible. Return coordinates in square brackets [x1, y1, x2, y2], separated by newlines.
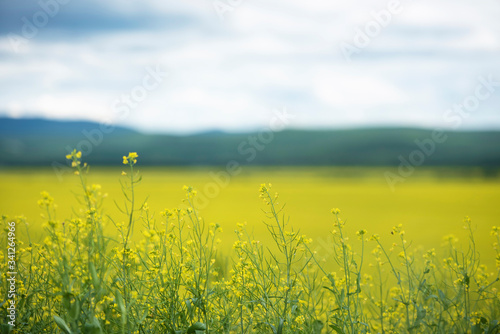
[0, 151, 499, 333]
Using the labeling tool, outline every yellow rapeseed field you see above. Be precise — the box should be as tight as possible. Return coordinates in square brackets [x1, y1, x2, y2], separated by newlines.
[1, 153, 499, 333]
[1, 165, 498, 266]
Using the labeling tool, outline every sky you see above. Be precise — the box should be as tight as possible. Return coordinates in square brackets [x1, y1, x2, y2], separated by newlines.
[0, 0, 499, 134]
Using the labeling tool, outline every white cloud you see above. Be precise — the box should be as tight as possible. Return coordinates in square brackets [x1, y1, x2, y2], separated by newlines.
[0, 0, 499, 132]
[313, 71, 407, 108]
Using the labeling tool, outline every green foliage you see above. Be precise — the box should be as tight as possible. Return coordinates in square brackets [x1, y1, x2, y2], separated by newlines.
[2, 118, 500, 168]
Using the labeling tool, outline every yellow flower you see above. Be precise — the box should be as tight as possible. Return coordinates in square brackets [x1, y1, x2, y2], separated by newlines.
[294, 315, 305, 325]
[356, 229, 367, 239]
[123, 152, 139, 165]
[259, 183, 271, 193]
[38, 191, 54, 208]
[331, 208, 341, 214]
[66, 149, 82, 167]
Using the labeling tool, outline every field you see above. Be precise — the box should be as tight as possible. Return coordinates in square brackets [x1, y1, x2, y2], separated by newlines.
[1, 166, 499, 266]
[1, 159, 500, 333]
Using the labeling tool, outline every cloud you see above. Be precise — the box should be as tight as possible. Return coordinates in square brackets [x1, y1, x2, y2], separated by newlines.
[0, 0, 499, 133]
[0, 1, 203, 36]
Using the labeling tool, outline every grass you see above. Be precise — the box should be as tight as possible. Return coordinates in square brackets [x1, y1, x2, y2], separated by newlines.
[0, 152, 499, 333]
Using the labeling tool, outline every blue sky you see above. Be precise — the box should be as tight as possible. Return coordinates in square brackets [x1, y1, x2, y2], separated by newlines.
[0, 0, 499, 133]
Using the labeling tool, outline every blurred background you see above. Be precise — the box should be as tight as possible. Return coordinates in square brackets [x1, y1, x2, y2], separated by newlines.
[0, 0, 499, 264]
[0, 0, 499, 164]
[0, 0, 499, 165]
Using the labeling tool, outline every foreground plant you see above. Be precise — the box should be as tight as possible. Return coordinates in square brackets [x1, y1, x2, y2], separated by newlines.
[0, 151, 499, 333]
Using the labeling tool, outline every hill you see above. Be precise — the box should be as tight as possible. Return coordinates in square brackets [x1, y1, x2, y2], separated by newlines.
[1, 117, 499, 167]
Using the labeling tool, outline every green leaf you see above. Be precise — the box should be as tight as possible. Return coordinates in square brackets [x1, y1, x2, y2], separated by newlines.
[187, 322, 206, 333]
[329, 324, 345, 334]
[1, 323, 13, 334]
[415, 305, 426, 325]
[487, 319, 499, 334]
[185, 299, 194, 318]
[89, 262, 100, 289]
[62, 292, 73, 311]
[472, 322, 484, 334]
[438, 289, 450, 309]
[339, 288, 346, 304]
[114, 289, 127, 326]
[277, 318, 284, 334]
[68, 298, 80, 322]
[138, 310, 148, 325]
[264, 322, 277, 334]
[83, 317, 103, 334]
[114, 289, 126, 314]
[53, 315, 72, 334]
[312, 320, 324, 334]
[169, 330, 184, 334]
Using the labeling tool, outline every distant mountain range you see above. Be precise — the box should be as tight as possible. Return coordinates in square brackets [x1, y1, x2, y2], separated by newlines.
[1, 117, 499, 167]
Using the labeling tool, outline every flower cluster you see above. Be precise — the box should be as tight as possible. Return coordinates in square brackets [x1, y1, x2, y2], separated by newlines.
[122, 152, 138, 165]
